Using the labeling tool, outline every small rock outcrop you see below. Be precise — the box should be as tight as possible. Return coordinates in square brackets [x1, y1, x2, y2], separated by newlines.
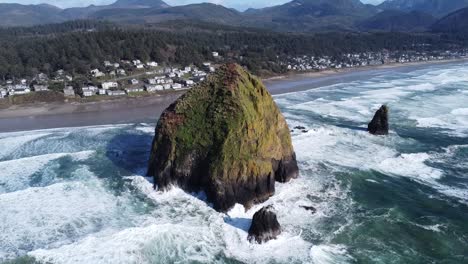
[147, 63, 299, 212]
[248, 206, 281, 243]
[368, 105, 389, 135]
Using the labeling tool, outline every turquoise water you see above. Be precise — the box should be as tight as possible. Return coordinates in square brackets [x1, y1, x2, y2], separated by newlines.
[1, 62, 467, 263]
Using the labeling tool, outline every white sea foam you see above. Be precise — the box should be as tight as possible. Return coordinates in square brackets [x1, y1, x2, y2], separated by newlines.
[310, 244, 354, 264]
[291, 125, 442, 180]
[0, 133, 52, 160]
[0, 179, 142, 261]
[0, 151, 94, 193]
[31, 223, 223, 264]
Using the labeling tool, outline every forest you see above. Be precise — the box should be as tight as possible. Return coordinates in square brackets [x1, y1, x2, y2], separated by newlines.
[0, 20, 467, 79]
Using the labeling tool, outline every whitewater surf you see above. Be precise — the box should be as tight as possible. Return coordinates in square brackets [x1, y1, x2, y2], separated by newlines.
[1, 62, 467, 263]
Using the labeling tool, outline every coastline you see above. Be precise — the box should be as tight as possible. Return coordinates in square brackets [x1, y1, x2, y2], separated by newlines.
[262, 57, 468, 82]
[1, 58, 467, 133]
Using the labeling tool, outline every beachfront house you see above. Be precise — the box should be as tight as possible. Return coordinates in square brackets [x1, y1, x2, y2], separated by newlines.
[0, 88, 7, 98]
[82, 87, 96, 97]
[101, 82, 118, 90]
[183, 80, 194, 86]
[10, 85, 31, 95]
[172, 83, 183, 90]
[145, 84, 164, 92]
[63, 87, 75, 97]
[125, 87, 144, 94]
[33, 85, 49, 92]
[106, 90, 126, 96]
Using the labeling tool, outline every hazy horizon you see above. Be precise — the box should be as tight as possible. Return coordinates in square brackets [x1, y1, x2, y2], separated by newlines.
[0, 0, 386, 10]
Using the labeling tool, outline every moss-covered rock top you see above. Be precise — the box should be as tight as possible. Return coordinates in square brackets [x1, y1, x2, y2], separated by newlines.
[147, 63, 298, 211]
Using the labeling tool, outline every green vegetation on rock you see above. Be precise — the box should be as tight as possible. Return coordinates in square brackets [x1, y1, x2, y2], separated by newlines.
[147, 63, 298, 211]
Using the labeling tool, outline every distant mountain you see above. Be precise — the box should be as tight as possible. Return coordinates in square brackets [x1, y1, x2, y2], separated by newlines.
[110, 0, 169, 9]
[91, 3, 241, 25]
[0, 0, 171, 26]
[359, 10, 436, 32]
[378, 0, 468, 17]
[243, 0, 378, 31]
[0, 3, 64, 26]
[432, 7, 468, 33]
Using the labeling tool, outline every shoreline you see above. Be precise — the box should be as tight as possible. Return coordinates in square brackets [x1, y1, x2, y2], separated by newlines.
[1, 58, 467, 133]
[262, 57, 468, 82]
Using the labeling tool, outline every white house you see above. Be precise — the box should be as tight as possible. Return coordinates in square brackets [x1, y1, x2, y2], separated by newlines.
[128, 79, 139, 85]
[107, 90, 126, 96]
[212, 52, 219, 57]
[184, 80, 194, 86]
[33, 85, 49, 91]
[91, 69, 105, 78]
[10, 85, 30, 95]
[98, 89, 107, 95]
[163, 84, 171, 90]
[132, 60, 142, 66]
[0, 88, 7, 98]
[146, 78, 157, 85]
[82, 87, 96, 97]
[125, 87, 144, 94]
[172, 83, 183, 90]
[63, 86, 75, 97]
[101, 82, 118, 90]
[136, 64, 144, 69]
[145, 84, 164, 92]
[147, 61, 158, 67]
[104, 61, 112, 67]
[117, 69, 126, 76]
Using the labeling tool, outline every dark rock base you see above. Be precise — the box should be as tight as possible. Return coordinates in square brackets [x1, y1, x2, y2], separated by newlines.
[248, 206, 281, 243]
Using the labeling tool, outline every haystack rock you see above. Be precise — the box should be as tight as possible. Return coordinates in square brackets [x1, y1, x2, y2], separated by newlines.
[147, 63, 299, 212]
[248, 206, 281, 243]
[368, 105, 389, 135]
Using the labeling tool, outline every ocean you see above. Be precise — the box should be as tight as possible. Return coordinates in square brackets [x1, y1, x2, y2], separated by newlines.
[1, 62, 467, 263]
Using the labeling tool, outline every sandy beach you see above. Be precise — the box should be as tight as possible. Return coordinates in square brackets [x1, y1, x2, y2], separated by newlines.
[1, 58, 466, 133]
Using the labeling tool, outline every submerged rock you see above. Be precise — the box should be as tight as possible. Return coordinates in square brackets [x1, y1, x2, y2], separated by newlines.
[300, 205, 317, 214]
[248, 206, 281, 243]
[147, 63, 299, 212]
[368, 105, 389, 135]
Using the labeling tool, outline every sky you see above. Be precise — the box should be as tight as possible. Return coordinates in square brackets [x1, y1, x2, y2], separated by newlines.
[0, 0, 386, 10]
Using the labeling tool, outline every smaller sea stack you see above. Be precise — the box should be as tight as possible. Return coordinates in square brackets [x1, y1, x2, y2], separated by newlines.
[248, 206, 281, 243]
[368, 105, 389, 135]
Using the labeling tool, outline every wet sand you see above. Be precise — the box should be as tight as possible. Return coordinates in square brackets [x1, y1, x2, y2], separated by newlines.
[1, 59, 466, 133]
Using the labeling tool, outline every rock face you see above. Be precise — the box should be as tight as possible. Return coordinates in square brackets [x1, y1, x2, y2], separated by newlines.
[147, 63, 299, 212]
[248, 206, 281, 243]
[368, 105, 389, 135]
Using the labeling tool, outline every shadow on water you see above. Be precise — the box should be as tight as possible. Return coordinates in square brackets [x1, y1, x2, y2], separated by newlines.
[224, 216, 252, 232]
[105, 132, 154, 176]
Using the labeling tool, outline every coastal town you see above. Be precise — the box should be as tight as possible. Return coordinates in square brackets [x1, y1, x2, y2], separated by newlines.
[0, 49, 466, 101]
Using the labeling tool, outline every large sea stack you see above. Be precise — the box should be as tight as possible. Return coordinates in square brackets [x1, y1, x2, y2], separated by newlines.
[147, 63, 299, 212]
[368, 105, 389, 135]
